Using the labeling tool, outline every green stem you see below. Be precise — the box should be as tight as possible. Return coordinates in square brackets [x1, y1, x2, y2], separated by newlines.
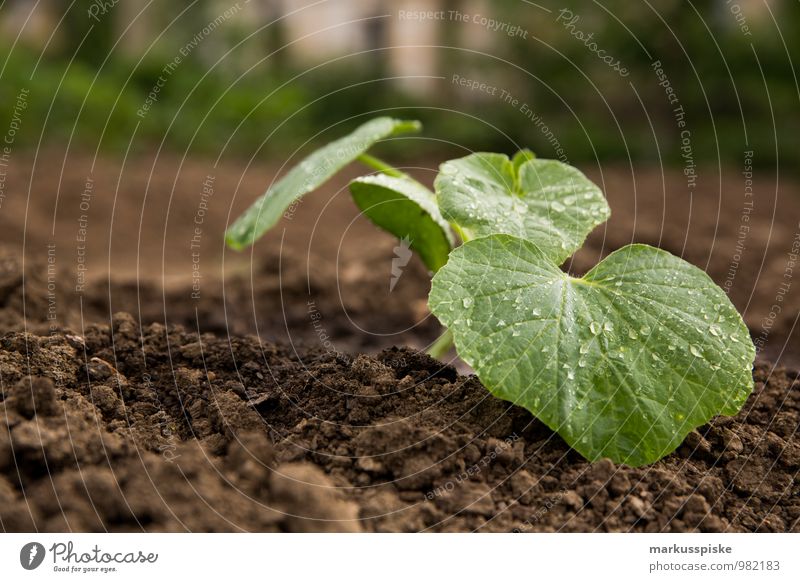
[450, 222, 472, 244]
[356, 153, 405, 178]
[427, 328, 454, 360]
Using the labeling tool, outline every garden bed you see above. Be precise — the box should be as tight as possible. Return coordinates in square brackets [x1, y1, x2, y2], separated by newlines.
[0, 154, 798, 531]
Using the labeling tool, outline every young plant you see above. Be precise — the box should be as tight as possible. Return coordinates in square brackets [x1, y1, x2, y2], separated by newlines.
[226, 117, 755, 467]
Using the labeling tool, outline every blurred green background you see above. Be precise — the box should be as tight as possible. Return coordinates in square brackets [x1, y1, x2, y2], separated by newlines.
[1, 0, 797, 168]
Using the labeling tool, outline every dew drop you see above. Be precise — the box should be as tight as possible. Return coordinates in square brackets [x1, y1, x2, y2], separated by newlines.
[628, 329, 638, 339]
[690, 345, 702, 358]
[589, 322, 601, 335]
[462, 297, 473, 308]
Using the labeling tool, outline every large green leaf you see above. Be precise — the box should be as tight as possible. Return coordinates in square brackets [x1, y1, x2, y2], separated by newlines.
[435, 153, 610, 263]
[226, 117, 421, 250]
[349, 174, 454, 272]
[429, 235, 755, 466]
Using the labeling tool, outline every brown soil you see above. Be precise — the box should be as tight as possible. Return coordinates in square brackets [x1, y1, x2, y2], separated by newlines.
[0, 151, 798, 531]
[0, 315, 797, 532]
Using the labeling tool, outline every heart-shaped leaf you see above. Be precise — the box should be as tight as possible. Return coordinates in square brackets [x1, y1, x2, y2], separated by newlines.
[226, 117, 421, 250]
[429, 234, 755, 466]
[349, 174, 454, 272]
[435, 153, 610, 263]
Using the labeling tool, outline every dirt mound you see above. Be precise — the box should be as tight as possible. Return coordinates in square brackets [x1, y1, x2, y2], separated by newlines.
[0, 326, 360, 532]
[1, 314, 797, 532]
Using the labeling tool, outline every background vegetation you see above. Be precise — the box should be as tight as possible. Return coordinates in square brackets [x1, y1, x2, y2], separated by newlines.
[1, 0, 797, 168]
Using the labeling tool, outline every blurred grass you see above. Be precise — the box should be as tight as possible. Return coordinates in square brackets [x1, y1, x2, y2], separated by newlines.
[0, 0, 798, 169]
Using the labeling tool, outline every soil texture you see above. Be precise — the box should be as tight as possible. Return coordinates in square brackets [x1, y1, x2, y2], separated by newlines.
[0, 314, 797, 532]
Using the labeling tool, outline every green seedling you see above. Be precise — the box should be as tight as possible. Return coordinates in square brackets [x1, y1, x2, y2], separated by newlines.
[226, 117, 755, 466]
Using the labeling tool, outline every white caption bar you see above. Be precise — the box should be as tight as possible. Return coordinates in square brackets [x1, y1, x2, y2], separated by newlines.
[1, 533, 797, 581]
